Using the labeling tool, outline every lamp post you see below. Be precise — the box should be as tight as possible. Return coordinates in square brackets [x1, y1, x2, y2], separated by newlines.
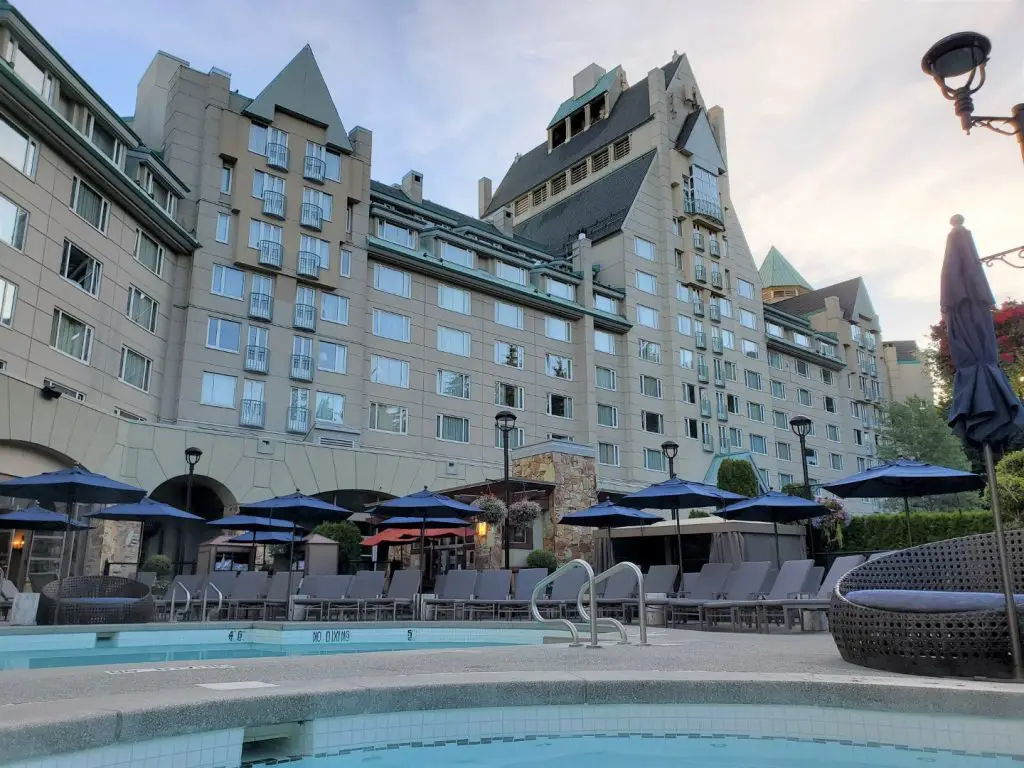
[789, 416, 813, 558]
[921, 32, 1024, 164]
[495, 411, 517, 569]
[660, 440, 682, 571]
[182, 446, 202, 575]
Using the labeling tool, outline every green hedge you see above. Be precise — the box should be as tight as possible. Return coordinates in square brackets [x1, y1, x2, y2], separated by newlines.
[841, 509, 996, 551]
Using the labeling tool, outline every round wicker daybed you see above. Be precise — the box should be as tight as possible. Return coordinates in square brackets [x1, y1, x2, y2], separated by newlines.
[38, 575, 154, 625]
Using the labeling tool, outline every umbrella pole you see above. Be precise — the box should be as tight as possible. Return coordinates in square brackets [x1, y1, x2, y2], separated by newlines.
[902, 497, 913, 547]
[286, 534, 296, 621]
[773, 520, 780, 569]
[55, 492, 76, 625]
[674, 508, 683, 578]
[983, 443, 1023, 680]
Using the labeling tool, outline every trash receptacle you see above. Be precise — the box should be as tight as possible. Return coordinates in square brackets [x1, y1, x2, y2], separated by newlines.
[645, 593, 666, 627]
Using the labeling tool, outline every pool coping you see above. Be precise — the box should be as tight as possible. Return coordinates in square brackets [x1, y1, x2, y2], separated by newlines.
[2, 671, 1023, 764]
[0, 620, 567, 637]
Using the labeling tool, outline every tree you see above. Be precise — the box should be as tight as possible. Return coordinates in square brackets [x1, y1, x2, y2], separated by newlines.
[986, 450, 1024, 524]
[313, 521, 363, 574]
[877, 395, 970, 469]
[716, 458, 758, 497]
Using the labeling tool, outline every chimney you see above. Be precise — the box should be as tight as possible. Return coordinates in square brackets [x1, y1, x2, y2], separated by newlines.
[573, 63, 606, 98]
[478, 177, 493, 217]
[487, 207, 514, 236]
[401, 170, 423, 204]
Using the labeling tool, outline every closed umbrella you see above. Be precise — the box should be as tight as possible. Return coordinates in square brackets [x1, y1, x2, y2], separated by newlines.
[717, 492, 831, 567]
[940, 215, 1024, 679]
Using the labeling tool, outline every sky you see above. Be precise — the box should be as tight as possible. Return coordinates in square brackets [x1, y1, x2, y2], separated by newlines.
[25, 0, 1024, 347]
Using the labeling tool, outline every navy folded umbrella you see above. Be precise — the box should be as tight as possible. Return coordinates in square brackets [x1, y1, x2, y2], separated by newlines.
[0, 506, 91, 532]
[718, 493, 831, 567]
[559, 501, 662, 529]
[940, 215, 1023, 678]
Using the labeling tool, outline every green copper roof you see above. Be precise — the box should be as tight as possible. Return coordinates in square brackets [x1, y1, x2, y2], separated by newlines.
[548, 66, 620, 129]
[759, 246, 812, 290]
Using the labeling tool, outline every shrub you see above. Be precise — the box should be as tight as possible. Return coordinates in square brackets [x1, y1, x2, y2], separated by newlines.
[473, 494, 507, 525]
[716, 458, 758, 497]
[525, 549, 558, 573]
[313, 521, 364, 574]
[781, 482, 812, 500]
[841, 509, 996, 551]
[687, 510, 711, 519]
[141, 554, 172, 578]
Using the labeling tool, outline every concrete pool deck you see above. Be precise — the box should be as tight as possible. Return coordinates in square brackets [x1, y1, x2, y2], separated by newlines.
[1, 623, 1023, 763]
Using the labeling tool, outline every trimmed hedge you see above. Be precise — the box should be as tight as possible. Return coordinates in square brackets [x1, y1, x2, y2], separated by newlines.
[840, 509, 997, 551]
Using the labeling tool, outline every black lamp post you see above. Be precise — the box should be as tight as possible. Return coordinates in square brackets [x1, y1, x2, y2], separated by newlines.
[495, 410, 517, 569]
[921, 31, 1024, 164]
[660, 440, 682, 570]
[182, 446, 202, 575]
[788, 417, 812, 498]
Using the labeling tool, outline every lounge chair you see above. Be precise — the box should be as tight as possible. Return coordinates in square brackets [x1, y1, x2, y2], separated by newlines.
[154, 574, 203, 620]
[0, 579, 18, 621]
[224, 571, 270, 620]
[195, 571, 240, 620]
[801, 566, 824, 597]
[292, 575, 352, 621]
[656, 563, 733, 625]
[595, 569, 640, 620]
[764, 554, 867, 631]
[465, 570, 513, 619]
[432, 572, 447, 598]
[535, 567, 589, 619]
[617, 565, 679, 622]
[700, 559, 813, 630]
[327, 570, 388, 620]
[260, 571, 302, 620]
[668, 562, 771, 627]
[424, 570, 478, 620]
[363, 570, 421, 620]
[496, 568, 547, 620]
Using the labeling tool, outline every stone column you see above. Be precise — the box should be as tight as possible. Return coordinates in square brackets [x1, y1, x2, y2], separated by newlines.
[511, 441, 598, 563]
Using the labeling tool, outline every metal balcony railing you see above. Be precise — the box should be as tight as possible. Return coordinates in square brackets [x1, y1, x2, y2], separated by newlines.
[709, 304, 721, 322]
[700, 400, 712, 418]
[710, 271, 723, 289]
[262, 190, 286, 219]
[714, 371, 725, 387]
[709, 238, 721, 257]
[693, 299, 705, 317]
[711, 337, 724, 354]
[266, 142, 289, 171]
[239, 399, 265, 428]
[287, 406, 309, 434]
[692, 231, 705, 250]
[297, 251, 321, 279]
[300, 202, 324, 230]
[258, 239, 283, 268]
[303, 155, 326, 183]
[695, 332, 707, 349]
[694, 264, 707, 282]
[293, 303, 316, 331]
[249, 292, 273, 321]
[244, 345, 269, 374]
[697, 364, 709, 383]
[290, 354, 313, 382]
[717, 407, 728, 422]
[684, 195, 724, 224]
[702, 437, 714, 452]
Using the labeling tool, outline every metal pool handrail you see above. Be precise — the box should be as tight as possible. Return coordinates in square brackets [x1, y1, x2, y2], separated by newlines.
[201, 582, 223, 621]
[168, 580, 191, 623]
[529, 558, 598, 648]
[577, 561, 646, 646]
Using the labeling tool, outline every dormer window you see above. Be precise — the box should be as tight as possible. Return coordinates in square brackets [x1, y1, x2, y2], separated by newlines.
[3, 38, 54, 104]
[569, 109, 585, 138]
[551, 121, 567, 150]
[588, 96, 606, 123]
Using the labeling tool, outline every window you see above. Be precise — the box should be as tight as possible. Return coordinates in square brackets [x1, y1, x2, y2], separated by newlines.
[750, 434, 768, 455]
[725, 361, 738, 381]
[676, 282, 692, 303]
[597, 404, 618, 428]
[644, 448, 667, 472]
[739, 309, 757, 330]
[635, 271, 657, 294]
[118, 347, 152, 392]
[544, 316, 571, 342]
[339, 249, 352, 278]
[303, 188, 333, 221]
[640, 375, 662, 398]
[495, 341, 524, 369]
[369, 403, 408, 434]
[370, 355, 410, 387]
[376, 219, 416, 249]
[126, 286, 157, 333]
[313, 392, 345, 425]
[0, 193, 26, 251]
[682, 418, 699, 439]
[677, 315, 693, 336]
[725, 394, 740, 415]
[59, 240, 102, 296]
[550, 174, 567, 196]
[251, 170, 284, 200]
[437, 326, 470, 356]
[220, 164, 233, 194]
[494, 301, 524, 329]
[594, 330, 616, 354]
[300, 234, 331, 270]
[547, 394, 573, 418]
[436, 414, 470, 443]
[215, 212, 231, 244]
[598, 442, 620, 466]
[721, 329, 735, 349]
[773, 410, 788, 430]
[373, 264, 411, 297]
[346, 203, 354, 234]
[49, 309, 93, 362]
[206, 317, 241, 352]
[437, 369, 471, 399]
[718, 298, 733, 318]
[827, 424, 841, 442]
[0, 275, 15, 326]
[438, 284, 471, 314]
[70, 177, 109, 233]
[545, 353, 573, 380]
[681, 383, 697, 404]
[634, 237, 656, 261]
[776, 441, 792, 462]
[679, 348, 694, 369]
[211, 265, 244, 299]
[820, 340, 838, 358]
[594, 294, 618, 314]
[200, 372, 236, 407]
[642, 411, 664, 434]
[779, 473, 794, 488]
[494, 425, 525, 450]
[636, 305, 659, 329]
[321, 294, 349, 325]
[768, 351, 784, 369]
[797, 389, 812, 406]
[821, 369, 835, 386]
[767, 323, 785, 339]
[546, 277, 575, 301]
[806, 448, 819, 467]
[495, 381, 524, 409]
[596, 366, 617, 390]
[744, 370, 762, 390]
[371, 309, 410, 342]
[0, 113, 37, 176]
[830, 453, 844, 471]
[496, 261, 527, 285]
[134, 230, 164, 276]
[248, 219, 282, 249]
[318, 341, 347, 374]
[741, 340, 759, 359]
[548, 433, 575, 443]
[796, 360, 809, 378]
[824, 395, 837, 413]
[439, 240, 473, 268]
[857, 457, 868, 473]
[770, 380, 786, 399]
[639, 339, 661, 363]
[737, 278, 754, 300]
[793, 332, 811, 348]
[747, 402, 765, 422]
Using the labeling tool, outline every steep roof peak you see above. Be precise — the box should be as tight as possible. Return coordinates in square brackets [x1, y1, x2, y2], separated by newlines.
[759, 246, 812, 290]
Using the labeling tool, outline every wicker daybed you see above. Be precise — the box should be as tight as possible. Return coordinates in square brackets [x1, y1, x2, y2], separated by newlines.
[830, 529, 1024, 679]
[38, 575, 154, 625]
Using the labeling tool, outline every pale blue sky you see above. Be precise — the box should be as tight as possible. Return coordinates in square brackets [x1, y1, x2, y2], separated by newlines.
[26, 0, 1024, 345]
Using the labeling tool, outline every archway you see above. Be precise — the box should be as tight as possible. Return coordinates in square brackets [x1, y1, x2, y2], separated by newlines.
[147, 474, 237, 574]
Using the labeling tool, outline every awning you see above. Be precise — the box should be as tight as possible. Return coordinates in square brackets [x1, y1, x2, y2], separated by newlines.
[361, 527, 475, 547]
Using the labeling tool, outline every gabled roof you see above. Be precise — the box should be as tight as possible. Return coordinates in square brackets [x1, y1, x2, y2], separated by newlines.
[674, 108, 725, 173]
[513, 150, 657, 252]
[548, 66, 620, 129]
[759, 246, 812, 290]
[772, 277, 865, 320]
[243, 45, 353, 152]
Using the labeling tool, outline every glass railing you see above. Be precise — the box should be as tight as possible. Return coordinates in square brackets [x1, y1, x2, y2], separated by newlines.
[700, 400, 712, 418]
[711, 337, 723, 354]
[710, 271, 722, 288]
[694, 265, 707, 282]
[693, 299, 705, 316]
[697, 364, 709, 383]
[684, 195, 724, 224]
[708, 304, 721, 322]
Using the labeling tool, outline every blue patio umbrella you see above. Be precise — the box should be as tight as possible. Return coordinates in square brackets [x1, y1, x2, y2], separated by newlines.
[940, 215, 1023, 678]
[207, 515, 302, 533]
[717, 493, 831, 567]
[84, 497, 203, 523]
[374, 516, 469, 529]
[559, 501, 662, 529]
[227, 531, 306, 544]
[370, 488, 480, 575]
[0, 506, 92, 532]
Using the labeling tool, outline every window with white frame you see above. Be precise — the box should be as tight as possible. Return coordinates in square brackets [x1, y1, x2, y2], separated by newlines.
[739, 309, 757, 329]
[644, 448, 667, 472]
[439, 240, 473, 268]
[438, 284, 471, 314]
[49, 309, 93, 362]
[200, 372, 236, 407]
[346, 203, 354, 234]
[339, 248, 352, 277]
[750, 434, 768, 455]
[544, 316, 571, 342]
[369, 403, 408, 434]
[370, 355, 410, 387]
[437, 369, 471, 399]
[639, 339, 661, 363]
[376, 220, 416, 248]
[251, 170, 285, 200]
[640, 374, 662, 398]
[796, 359, 809, 377]
[830, 453, 844, 471]
[597, 404, 618, 428]
[677, 314, 693, 336]
[776, 441, 792, 461]
[0, 113, 37, 176]
[676, 282, 692, 302]
[248, 123, 287, 156]
[594, 330, 615, 354]
[318, 341, 348, 374]
[126, 286, 157, 333]
[437, 326, 471, 356]
[547, 394, 573, 418]
[741, 339, 759, 359]
[0, 193, 27, 251]
[766, 322, 785, 339]
[119, 347, 152, 392]
[373, 309, 411, 342]
[248, 219, 282, 249]
[797, 388, 812, 406]
[495, 381, 524, 409]
[596, 366, 617, 390]
[220, 164, 233, 194]
[135, 230, 164, 276]
[636, 304, 659, 329]
[824, 395, 837, 413]
[821, 368, 835, 386]
[373, 264, 411, 297]
[748, 402, 765, 422]
[721, 329, 735, 349]
[494, 300, 524, 329]
[206, 317, 241, 353]
[679, 348, 694, 369]
[806, 448, 819, 467]
[211, 264, 244, 300]
[496, 261, 527, 285]
[215, 213, 231, 244]
[598, 442, 620, 466]
[642, 411, 664, 434]
[300, 234, 331, 269]
[303, 187, 333, 220]
[634, 237, 656, 261]
[793, 332, 811, 348]
[321, 293, 349, 325]
[682, 383, 697, 404]
[745, 370, 762, 390]
[771, 380, 786, 399]
[635, 270, 657, 294]
[725, 361, 738, 381]
[545, 353, 572, 380]
[737, 279, 755, 300]
[315, 392, 345, 425]
[827, 424, 841, 442]
[680, 418, 698, 439]
[70, 177, 109, 233]
[59, 240, 102, 296]
[546, 277, 574, 301]
[436, 414, 470, 443]
[495, 340, 524, 368]
[494, 425, 525, 450]
[594, 294, 618, 313]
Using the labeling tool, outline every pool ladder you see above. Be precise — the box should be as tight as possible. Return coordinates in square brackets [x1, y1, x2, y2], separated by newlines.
[529, 559, 648, 648]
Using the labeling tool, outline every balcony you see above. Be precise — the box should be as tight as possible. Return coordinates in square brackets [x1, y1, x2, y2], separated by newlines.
[697, 363, 709, 384]
[708, 304, 721, 323]
[710, 271, 723, 289]
[297, 251, 322, 280]
[702, 437, 714, 453]
[709, 238, 721, 257]
[266, 142, 289, 171]
[239, 399, 266, 428]
[694, 265, 707, 283]
[300, 202, 323, 231]
[249, 292, 273, 322]
[293, 303, 316, 331]
[695, 332, 707, 350]
[714, 371, 725, 388]
[711, 337, 724, 354]
[684, 195, 724, 227]
[303, 155, 326, 183]
[262, 191, 286, 219]
[290, 354, 313, 381]
[859, 361, 869, 373]
[869, 364, 878, 377]
[693, 299, 705, 317]
[287, 406, 309, 434]
[258, 239, 283, 269]
[244, 345, 270, 374]
[717, 407, 728, 422]
[700, 399, 712, 418]
[692, 231, 705, 251]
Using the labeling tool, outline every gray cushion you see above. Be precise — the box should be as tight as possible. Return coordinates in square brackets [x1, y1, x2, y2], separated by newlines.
[846, 589, 1024, 614]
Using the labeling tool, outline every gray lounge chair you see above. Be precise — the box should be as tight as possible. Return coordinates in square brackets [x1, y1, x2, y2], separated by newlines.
[327, 570, 388, 620]
[617, 564, 679, 622]
[701, 559, 813, 630]
[801, 566, 824, 597]
[535, 567, 589, 619]
[154, 574, 203, 620]
[771, 554, 867, 630]
[595, 569, 640, 620]
[292, 575, 352, 621]
[497, 568, 547, 620]
[465, 570, 513, 619]
[657, 563, 733, 625]
[669, 561, 771, 627]
[260, 571, 303, 620]
[432, 573, 447, 598]
[225, 571, 270, 620]
[424, 570, 478, 620]
[0, 579, 18, 621]
[363, 570, 421, 620]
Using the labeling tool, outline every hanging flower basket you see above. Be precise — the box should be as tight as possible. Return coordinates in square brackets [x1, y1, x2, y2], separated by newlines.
[473, 494, 507, 525]
[507, 500, 541, 530]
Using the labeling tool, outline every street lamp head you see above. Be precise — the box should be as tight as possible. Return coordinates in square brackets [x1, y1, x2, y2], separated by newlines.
[922, 31, 990, 83]
[660, 440, 679, 460]
[789, 416, 812, 439]
[184, 446, 203, 468]
[494, 410, 517, 433]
